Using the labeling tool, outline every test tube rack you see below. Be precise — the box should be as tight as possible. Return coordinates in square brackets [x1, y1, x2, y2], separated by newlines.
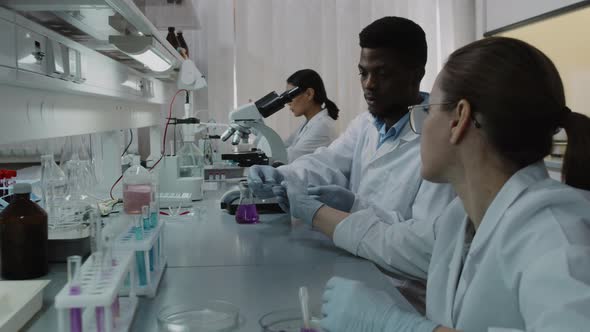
[113, 220, 167, 297]
[54, 251, 137, 332]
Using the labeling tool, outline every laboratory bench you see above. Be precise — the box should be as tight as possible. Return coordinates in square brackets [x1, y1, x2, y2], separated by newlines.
[21, 190, 414, 331]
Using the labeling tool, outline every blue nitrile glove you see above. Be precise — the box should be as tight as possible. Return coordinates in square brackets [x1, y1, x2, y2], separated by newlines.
[271, 184, 290, 213]
[307, 185, 356, 212]
[247, 165, 285, 199]
[283, 181, 324, 225]
[320, 277, 439, 332]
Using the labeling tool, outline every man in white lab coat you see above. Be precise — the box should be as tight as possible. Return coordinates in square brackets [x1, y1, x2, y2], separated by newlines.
[248, 17, 455, 309]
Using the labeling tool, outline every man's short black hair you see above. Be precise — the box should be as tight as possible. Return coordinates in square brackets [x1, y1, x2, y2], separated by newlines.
[359, 16, 427, 69]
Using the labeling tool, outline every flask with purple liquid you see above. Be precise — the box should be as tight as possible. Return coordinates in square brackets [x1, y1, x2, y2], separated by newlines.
[235, 180, 259, 224]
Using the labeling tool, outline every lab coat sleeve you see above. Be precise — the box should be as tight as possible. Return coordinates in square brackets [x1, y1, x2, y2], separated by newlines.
[515, 245, 590, 332]
[279, 112, 364, 188]
[333, 180, 455, 279]
[333, 205, 432, 280]
[286, 120, 335, 163]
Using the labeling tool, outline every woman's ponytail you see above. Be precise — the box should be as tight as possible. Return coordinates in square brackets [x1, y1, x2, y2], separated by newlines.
[561, 110, 590, 190]
[324, 99, 340, 120]
[287, 69, 340, 121]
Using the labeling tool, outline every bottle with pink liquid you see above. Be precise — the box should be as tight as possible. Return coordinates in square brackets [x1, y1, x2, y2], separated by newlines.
[122, 158, 152, 214]
[235, 180, 259, 224]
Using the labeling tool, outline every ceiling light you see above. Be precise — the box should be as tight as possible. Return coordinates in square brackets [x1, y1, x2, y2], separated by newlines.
[110, 35, 176, 73]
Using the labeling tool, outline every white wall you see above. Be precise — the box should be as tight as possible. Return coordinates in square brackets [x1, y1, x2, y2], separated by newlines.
[481, 0, 586, 33]
[187, 0, 476, 141]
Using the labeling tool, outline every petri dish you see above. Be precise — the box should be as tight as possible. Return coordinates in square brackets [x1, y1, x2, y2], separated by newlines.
[259, 308, 322, 332]
[158, 301, 239, 332]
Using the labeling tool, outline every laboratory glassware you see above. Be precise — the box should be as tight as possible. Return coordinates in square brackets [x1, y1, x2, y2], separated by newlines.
[67, 255, 83, 332]
[122, 159, 152, 214]
[0, 183, 48, 279]
[259, 309, 323, 332]
[177, 31, 189, 57]
[40, 154, 67, 227]
[103, 234, 120, 320]
[134, 216, 148, 286]
[166, 27, 180, 50]
[235, 180, 259, 224]
[142, 205, 155, 272]
[157, 301, 239, 332]
[61, 158, 96, 228]
[177, 140, 204, 178]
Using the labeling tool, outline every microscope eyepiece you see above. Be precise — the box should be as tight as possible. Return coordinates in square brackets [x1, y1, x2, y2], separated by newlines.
[255, 86, 305, 118]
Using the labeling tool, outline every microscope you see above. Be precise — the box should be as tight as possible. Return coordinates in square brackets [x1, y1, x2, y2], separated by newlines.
[219, 87, 304, 214]
[220, 86, 304, 167]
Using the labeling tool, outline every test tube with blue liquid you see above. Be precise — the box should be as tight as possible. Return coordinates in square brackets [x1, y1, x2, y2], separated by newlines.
[67, 256, 82, 332]
[142, 205, 154, 271]
[134, 216, 147, 286]
[150, 201, 159, 269]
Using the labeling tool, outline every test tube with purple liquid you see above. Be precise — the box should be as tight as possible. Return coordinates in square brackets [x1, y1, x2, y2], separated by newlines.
[67, 256, 83, 332]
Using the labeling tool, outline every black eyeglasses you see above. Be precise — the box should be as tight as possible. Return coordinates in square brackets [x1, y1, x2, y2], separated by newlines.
[408, 102, 482, 134]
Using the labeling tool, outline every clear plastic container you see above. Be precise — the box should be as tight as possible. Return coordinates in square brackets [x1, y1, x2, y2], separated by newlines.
[177, 140, 204, 178]
[123, 160, 153, 215]
[158, 301, 239, 332]
[259, 309, 322, 332]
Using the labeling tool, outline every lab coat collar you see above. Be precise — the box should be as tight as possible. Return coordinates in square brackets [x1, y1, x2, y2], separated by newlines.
[365, 92, 428, 143]
[298, 109, 328, 135]
[469, 162, 549, 256]
[446, 215, 469, 324]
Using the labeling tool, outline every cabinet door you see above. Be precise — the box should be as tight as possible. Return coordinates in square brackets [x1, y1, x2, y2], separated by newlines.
[16, 26, 47, 75]
[0, 18, 15, 69]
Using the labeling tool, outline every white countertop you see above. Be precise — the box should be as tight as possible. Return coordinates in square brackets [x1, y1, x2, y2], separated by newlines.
[22, 191, 414, 331]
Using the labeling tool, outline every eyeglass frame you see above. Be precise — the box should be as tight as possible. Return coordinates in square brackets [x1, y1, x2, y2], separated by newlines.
[407, 102, 482, 134]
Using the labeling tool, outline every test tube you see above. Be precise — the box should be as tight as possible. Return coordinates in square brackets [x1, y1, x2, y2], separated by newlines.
[67, 256, 82, 332]
[149, 201, 158, 271]
[142, 205, 151, 230]
[91, 211, 102, 253]
[134, 216, 147, 286]
[142, 205, 154, 271]
[103, 235, 120, 320]
[92, 252, 105, 332]
[149, 201, 158, 228]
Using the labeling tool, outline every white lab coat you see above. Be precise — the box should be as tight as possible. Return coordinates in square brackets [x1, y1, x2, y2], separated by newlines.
[354, 162, 590, 331]
[284, 110, 337, 163]
[279, 109, 456, 279]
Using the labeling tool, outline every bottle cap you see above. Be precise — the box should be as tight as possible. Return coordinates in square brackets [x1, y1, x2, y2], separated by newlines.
[13, 183, 32, 194]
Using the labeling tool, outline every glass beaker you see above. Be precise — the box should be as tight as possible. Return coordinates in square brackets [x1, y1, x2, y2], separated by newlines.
[235, 180, 259, 224]
[177, 140, 204, 178]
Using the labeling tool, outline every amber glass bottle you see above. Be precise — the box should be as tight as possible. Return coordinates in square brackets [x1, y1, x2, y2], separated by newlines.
[0, 183, 48, 279]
